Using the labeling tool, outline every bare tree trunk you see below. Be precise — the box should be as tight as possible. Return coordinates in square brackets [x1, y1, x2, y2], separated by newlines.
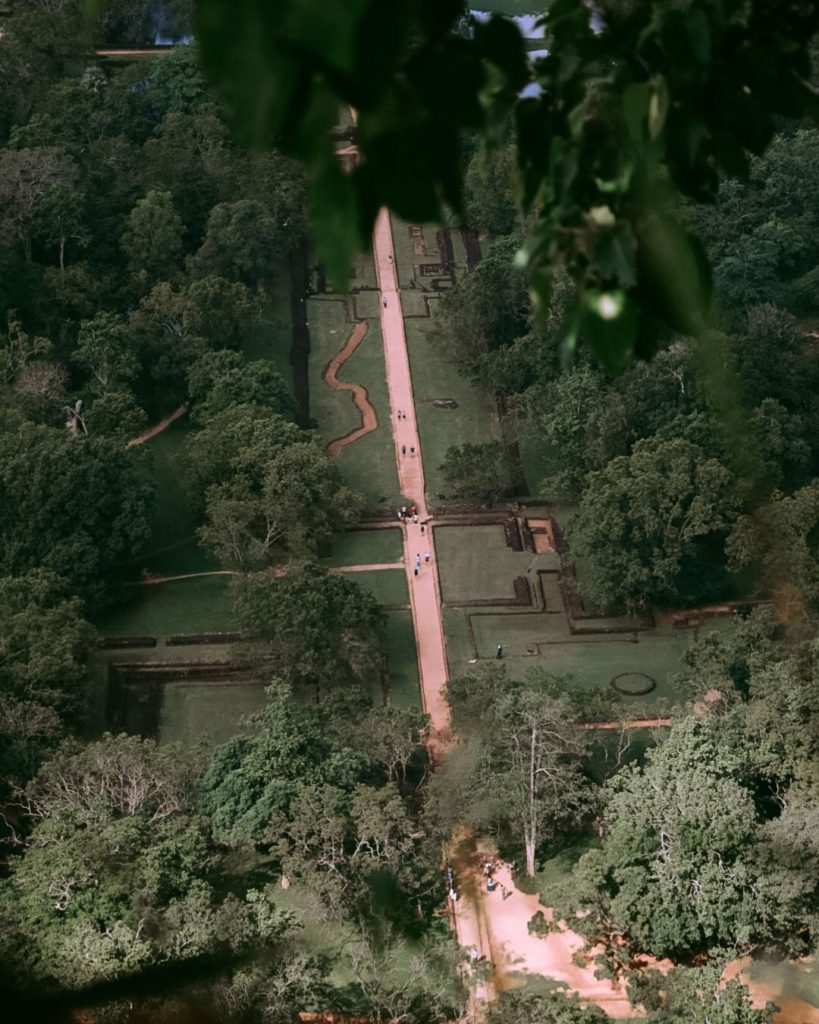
[526, 727, 537, 877]
[525, 834, 536, 877]
[59, 236, 65, 272]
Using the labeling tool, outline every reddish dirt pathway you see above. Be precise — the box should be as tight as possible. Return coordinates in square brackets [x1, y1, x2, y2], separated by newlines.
[373, 209, 452, 759]
[126, 403, 188, 447]
[323, 320, 378, 456]
[373, 210, 491, 1007]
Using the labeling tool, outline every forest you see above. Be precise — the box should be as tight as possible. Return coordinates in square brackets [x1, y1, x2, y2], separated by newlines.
[2, 2, 819, 1023]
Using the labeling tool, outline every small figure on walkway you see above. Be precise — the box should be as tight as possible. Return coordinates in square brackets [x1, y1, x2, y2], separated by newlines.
[410, 446, 416, 456]
[412, 513, 418, 524]
[502, 885, 513, 901]
[410, 504, 417, 516]
[449, 888, 458, 902]
[402, 506, 407, 517]
[487, 877, 497, 892]
[496, 643, 504, 659]
[383, 298, 387, 308]
[414, 566, 419, 576]
[420, 524, 425, 534]
[397, 509, 403, 521]
[470, 946, 480, 962]
[401, 444, 406, 456]
[397, 409, 402, 419]
[424, 551, 431, 564]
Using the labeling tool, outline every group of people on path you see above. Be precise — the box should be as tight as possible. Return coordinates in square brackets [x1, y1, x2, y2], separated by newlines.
[482, 858, 514, 900]
[414, 551, 431, 576]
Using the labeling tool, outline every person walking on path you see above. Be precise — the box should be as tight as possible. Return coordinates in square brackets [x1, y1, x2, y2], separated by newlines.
[424, 551, 431, 564]
[402, 444, 406, 456]
[496, 643, 504, 659]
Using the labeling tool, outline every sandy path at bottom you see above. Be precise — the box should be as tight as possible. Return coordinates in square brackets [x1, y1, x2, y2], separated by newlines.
[451, 831, 634, 1017]
[323, 320, 378, 456]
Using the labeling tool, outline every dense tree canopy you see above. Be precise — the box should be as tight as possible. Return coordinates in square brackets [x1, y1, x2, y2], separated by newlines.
[0, 423, 154, 605]
[232, 566, 386, 694]
[569, 437, 740, 612]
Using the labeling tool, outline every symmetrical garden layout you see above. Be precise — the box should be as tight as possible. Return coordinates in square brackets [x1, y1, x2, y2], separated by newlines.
[86, 210, 805, 1017]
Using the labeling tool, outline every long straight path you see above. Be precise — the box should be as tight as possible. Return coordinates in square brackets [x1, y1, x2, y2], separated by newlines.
[372, 209, 493, 1010]
[372, 209, 451, 757]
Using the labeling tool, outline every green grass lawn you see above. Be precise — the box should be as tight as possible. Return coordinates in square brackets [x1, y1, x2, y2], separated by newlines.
[158, 681, 267, 746]
[94, 575, 236, 637]
[434, 524, 539, 602]
[350, 568, 409, 607]
[444, 601, 695, 714]
[385, 610, 421, 708]
[321, 528, 403, 566]
[307, 294, 401, 506]
[405, 315, 499, 500]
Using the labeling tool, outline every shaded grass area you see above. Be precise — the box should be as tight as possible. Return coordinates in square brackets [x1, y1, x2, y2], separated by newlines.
[321, 528, 403, 566]
[518, 436, 553, 498]
[353, 569, 410, 607]
[514, 835, 599, 900]
[159, 682, 267, 746]
[136, 417, 218, 577]
[241, 271, 294, 392]
[307, 294, 401, 506]
[94, 575, 236, 637]
[385, 610, 421, 708]
[435, 524, 536, 603]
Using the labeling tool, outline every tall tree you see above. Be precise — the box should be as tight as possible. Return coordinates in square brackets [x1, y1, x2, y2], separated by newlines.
[570, 437, 740, 612]
[0, 423, 154, 605]
[73, 312, 139, 395]
[187, 350, 294, 424]
[190, 200, 289, 284]
[121, 189, 185, 284]
[232, 566, 386, 696]
[0, 148, 78, 261]
[447, 667, 591, 877]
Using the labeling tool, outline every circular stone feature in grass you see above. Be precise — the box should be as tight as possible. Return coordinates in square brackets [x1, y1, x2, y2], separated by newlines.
[432, 399, 459, 409]
[610, 671, 656, 696]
